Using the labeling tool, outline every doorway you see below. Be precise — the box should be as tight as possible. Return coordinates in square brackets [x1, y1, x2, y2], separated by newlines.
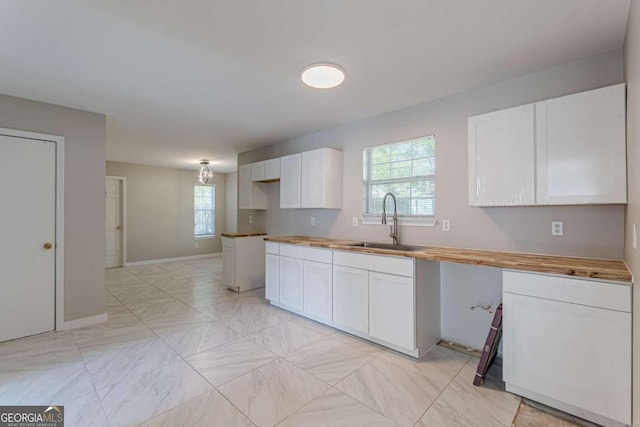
[0, 128, 64, 342]
[105, 176, 126, 268]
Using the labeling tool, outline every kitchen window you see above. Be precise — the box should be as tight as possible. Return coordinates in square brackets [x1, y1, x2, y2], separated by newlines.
[362, 135, 435, 225]
[194, 184, 215, 238]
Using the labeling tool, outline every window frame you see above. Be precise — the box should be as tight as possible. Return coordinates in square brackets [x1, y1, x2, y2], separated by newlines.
[362, 135, 436, 227]
[193, 184, 216, 239]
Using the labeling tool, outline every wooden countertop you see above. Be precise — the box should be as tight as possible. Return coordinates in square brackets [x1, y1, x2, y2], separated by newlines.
[221, 232, 267, 238]
[264, 236, 632, 282]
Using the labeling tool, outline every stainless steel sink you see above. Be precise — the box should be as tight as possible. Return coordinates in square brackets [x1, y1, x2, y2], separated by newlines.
[345, 242, 425, 252]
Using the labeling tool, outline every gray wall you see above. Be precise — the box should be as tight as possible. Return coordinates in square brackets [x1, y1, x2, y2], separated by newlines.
[225, 172, 238, 233]
[238, 49, 625, 260]
[0, 94, 106, 322]
[106, 162, 225, 262]
[624, 0, 640, 422]
[440, 263, 502, 349]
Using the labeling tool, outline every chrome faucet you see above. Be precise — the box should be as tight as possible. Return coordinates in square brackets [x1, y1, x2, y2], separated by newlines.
[381, 192, 399, 245]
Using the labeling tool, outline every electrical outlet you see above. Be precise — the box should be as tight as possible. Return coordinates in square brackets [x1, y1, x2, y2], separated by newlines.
[352, 217, 358, 227]
[442, 219, 450, 232]
[310, 217, 316, 226]
[249, 215, 253, 224]
[552, 221, 563, 236]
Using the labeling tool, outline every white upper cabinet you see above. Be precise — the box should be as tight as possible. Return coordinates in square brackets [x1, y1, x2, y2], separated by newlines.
[280, 148, 343, 209]
[536, 83, 627, 205]
[264, 158, 280, 181]
[252, 158, 280, 182]
[468, 104, 536, 206]
[301, 148, 343, 209]
[244, 148, 343, 210]
[280, 153, 302, 209]
[468, 83, 627, 207]
[238, 164, 252, 209]
[239, 164, 267, 209]
[251, 161, 265, 181]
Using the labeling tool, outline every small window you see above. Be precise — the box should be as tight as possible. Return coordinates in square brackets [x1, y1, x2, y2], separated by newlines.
[194, 184, 215, 237]
[363, 135, 435, 219]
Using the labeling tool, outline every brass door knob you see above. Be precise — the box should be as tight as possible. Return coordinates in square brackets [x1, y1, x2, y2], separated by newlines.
[43, 243, 53, 250]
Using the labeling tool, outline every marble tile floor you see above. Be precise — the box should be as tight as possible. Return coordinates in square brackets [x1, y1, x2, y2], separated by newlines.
[0, 256, 580, 427]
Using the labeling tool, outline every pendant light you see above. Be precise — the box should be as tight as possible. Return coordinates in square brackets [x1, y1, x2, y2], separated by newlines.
[197, 160, 213, 184]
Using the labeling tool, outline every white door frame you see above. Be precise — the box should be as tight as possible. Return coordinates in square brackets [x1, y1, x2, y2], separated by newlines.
[0, 127, 65, 330]
[106, 176, 128, 266]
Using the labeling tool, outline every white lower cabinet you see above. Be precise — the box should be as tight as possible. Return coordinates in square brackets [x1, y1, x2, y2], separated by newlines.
[332, 265, 369, 335]
[279, 256, 303, 310]
[369, 272, 415, 351]
[265, 245, 439, 358]
[222, 246, 235, 287]
[302, 260, 332, 322]
[503, 271, 631, 427]
[265, 253, 280, 302]
[222, 236, 266, 292]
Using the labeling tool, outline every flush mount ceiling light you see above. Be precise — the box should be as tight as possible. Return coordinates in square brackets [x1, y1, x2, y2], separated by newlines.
[301, 63, 345, 89]
[197, 160, 213, 184]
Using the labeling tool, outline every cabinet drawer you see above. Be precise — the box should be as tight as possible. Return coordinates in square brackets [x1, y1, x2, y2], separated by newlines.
[279, 244, 332, 264]
[265, 242, 279, 255]
[503, 271, 630, 312]
[222, 237, 236, 248]
[333, 251, 414, 277]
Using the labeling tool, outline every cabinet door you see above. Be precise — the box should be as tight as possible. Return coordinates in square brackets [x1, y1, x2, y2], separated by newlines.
[536, 84, 626, 204]
[264, 158, 280, 180]
[332, 265, 368, 334]
[279, 256, 303, 310]
[468, 104, 535, 206]
[239, 164, 267, 209]
[222, 247, 235, 287]
[369, 272, 415, 350]
[251, 161, 265, 181]
[303, 260, 332, 321]
[301, 149, 326, 208]
[238, 164, 253, 209]
[280, 154, 301, 209]
[503, 292, 631, 425]
[265, 254, 279, 302]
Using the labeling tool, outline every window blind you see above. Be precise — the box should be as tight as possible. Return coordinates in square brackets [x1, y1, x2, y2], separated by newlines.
[363, 135, 435, 217]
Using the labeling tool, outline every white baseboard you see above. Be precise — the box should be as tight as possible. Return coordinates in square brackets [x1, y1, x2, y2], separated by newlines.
[124, 252, 221, 267]
[58, 312, 108, 330]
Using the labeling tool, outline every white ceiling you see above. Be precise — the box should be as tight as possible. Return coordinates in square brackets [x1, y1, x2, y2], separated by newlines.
[0, 1, 631, 172]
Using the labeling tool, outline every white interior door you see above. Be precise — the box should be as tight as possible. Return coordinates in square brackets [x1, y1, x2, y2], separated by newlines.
[105, 177, 122, 268]
[0, 134, 56, 342]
